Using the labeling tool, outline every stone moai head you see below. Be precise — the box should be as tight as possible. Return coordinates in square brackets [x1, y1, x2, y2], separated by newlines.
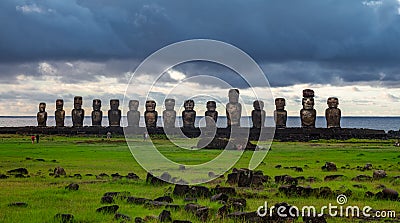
[184, 100, 195, 111]
[110, 99, 119, 110]
[39, 102, 46, 112]
[92, 99, 101, 111]
[145, 100, 156, 112]
[327, 97, 339, 108]
[56, 99, 64, 111]
[206, 101, 216, 111]
[275, 98, 286, 110]
[129, 100, 139, 111]
[165, 98, 175, 110]
[228, 89, 240, 103]
[253, 100, 264, 111]
[302, 97, 315, 110]
[74, 96, 83, 109]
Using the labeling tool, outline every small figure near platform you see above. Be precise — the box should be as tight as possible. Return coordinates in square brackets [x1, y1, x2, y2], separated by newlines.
[205, 101, 218, 128]
[163, 99, 176, 128]
[144, 100, 157, 128]
[108, 99, 121, 127]
[55, 99, 65, 127]
[72, 96, 84, 127]
[251, 100, 265, 128]
[325, 97, 341, 128]
[91, 99, 102, 126]
[300, 89, 316, 128]
[182, 100, 196, 128]
[127, 100, 140, 127]
[37, 102, 47, 127]
[226, 89, 242, 127]
[274, 98, 287, 128]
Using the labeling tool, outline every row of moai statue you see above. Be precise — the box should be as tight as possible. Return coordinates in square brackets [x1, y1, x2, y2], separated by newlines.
[37, 89, 341, 128]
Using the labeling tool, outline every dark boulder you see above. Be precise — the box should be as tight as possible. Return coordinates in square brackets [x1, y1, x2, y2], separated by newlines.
[96, 205, 119, 214]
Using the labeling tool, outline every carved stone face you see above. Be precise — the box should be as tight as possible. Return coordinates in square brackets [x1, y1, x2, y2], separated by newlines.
[129, 100, 139, 111]
[228, 89, 239, 103]
[145, 100, 156, 112]
[74, 96, 83, 109]
[327, 97, 339, 108]
[275, 98, 285, 110]
[93, 99, 101, 111]
[253, 100, 264, 110]
[165, 99, 175, 110]
[184, 100, 194, 111]
[206, 101, 216, 111]
[56, 99, 63, 111]
[110, 99, 119, 110]
[302, 97, 314, 110]
[39, 103, 46, 112]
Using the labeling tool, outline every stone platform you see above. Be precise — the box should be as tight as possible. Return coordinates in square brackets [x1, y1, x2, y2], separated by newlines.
[0, 126, 388, 141]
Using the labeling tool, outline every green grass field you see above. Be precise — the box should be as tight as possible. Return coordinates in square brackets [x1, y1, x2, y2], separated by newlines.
[0, 135, 399, 222]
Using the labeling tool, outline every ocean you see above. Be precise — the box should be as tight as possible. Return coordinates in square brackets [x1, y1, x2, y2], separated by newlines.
[0, 116, 399, 132]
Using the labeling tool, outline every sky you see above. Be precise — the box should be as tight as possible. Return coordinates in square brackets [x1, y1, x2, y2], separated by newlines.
[1, 0, 400, 116]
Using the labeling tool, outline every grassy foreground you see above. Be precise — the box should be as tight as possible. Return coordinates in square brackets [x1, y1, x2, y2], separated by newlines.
[0, 135, 399, 222]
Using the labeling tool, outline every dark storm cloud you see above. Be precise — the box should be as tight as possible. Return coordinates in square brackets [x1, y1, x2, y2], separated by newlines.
[0, 0, 399, 87]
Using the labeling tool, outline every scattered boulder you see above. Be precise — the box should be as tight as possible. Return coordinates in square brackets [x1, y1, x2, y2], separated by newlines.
[101, 195, 114, 204]
[98, 173, 109, 178]
[226, 173, 238, 185]
[15, 174, 26, 178]
[188, 186, 210, 198]
[65, 183, 79, 191]
[238, 169, 253, 187]
[173, 185, 190, 196]
[364, 163, 373, 170]
[114, 213, 131, 221]
[8, 202, 28, 207]
[126, 172, 139, 180]
[318, 187, 333, 198]
[96, 205, 119, 214]
[54, 213, 74, 223]
[295, 167, 303, 172]
[158, 210, 172, 222]
[352, 175, 372, 182]
[321, 162, 337, 172]
[160, 172, 172, 182]
[146, 172, 167, 185]
[184, 203, 209, 221]
[210, 193, 228, 202]
[228, 198, 247, 207]
[214, 186, 236, 195]
[275, 164, 282, 169]
[54, 167, 66, 176]
[217, 205, 230, 217]
[73, 174, 82, 179]
[373, 170, 387, 180]
[275, 175, 298, 185]
[380, 188, 399, 200]
[227, 211, 258, 221]
[7, 168, 28, 175]
[183, 197, 197, 203]
[154, 196, 173, 203]
[127, 196, 150, 205]
[0, 174, 9, 179]
[111, 173, 123, 179]
[324, 175, 344, 181]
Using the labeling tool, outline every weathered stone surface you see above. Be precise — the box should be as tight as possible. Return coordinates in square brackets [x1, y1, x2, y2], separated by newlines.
[144, 100, 157, 128]
[228, 198, 247, 207]
[238, 169, 253, 187]
[324, 175, 344, 181]
[300, 89, 316, 128]
[37, 102, 47, 127]
[321, 162, 337, 172]
[381, 188, 399, 200]
[188, 186, 211, 198]
[54, 167, 66, 176]
[108, 99, 121, 127]
[214, 186, 236, 195]
[274, 98, 287, 128]
[210, 193, 228, 202]
[0, 174, 9, 179]
[114, 213, 131, 221]
[163, 98, 176, 128]
[182, 100, 196, 128]
[173, 184, 190, 196]
[54, 213, 74, 223]
[126, 172, 139, 180]
[101, 195, 114, 204]
[352, 174, 373, 181]
[7, 168, 28, 175]
[126, 196, 150, 205]
[251, 100, 265, 128]
[146, 172, 167, 185]
[96, 205, 119, 214]
[205, 101, 218, 128]
[373, 170, 387, 180]
[364, 163, 373, 170]
[158, 210, 172, 222]
[154, 196, 173, 203]
[65, 183, 79, 191]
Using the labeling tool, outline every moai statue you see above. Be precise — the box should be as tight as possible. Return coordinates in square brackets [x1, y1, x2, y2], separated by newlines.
[325, 97, 341, 128]
[274, 98, 287, 128]
[252, 100, 265, 128]
[91, 99, 102, 126]
[205, 101, 218, 128]
[72, 96, 84, 127]
[144, 100, 157, 128]
[300, 89, 316, 128]
[127, 100, 140, 127]
[226, 89, 242, 127]
[37, 102, 47, 127]
[108, 99, 121, 127]
[182, 100, 196, 128]
[163, 98, 176, 128]
[55, 99, 65, 127]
